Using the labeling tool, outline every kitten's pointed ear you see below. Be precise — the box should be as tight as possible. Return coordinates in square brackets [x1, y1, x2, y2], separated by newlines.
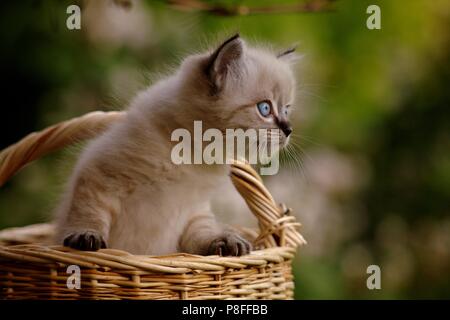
[207, 34, 245, 90]
[277, 46, 300, 64]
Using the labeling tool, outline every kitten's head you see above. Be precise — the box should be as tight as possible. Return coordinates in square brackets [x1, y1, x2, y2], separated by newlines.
[176, 34, 298, 161]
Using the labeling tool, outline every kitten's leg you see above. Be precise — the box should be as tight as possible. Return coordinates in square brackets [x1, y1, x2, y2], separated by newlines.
[57, 173, 117, 251]
[179, 213, 252, 256]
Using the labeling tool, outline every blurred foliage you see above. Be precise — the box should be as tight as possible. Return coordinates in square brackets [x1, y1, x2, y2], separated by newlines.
[0, 0, 449, 299]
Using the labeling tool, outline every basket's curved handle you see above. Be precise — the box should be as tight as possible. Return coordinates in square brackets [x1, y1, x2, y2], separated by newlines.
[0, 111, 125, 186]
[230, 163, 306, 248]
[0, 111, 305, 248]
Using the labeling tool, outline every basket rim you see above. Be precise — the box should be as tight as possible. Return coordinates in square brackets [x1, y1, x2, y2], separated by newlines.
[0, 222, 297, 273]
[0, 242, 296, 274]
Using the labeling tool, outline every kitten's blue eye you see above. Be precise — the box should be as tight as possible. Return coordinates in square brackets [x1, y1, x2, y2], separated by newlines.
[257, 101, 272, 117]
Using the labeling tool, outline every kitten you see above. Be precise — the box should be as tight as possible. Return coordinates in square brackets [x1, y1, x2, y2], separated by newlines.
[55, 34, 297, 255]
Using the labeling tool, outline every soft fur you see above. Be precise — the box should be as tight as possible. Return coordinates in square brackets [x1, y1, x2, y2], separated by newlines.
[55, 34, 297, 255]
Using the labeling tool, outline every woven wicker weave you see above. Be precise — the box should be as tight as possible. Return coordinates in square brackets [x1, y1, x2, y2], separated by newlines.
[0, 111, 306, 300]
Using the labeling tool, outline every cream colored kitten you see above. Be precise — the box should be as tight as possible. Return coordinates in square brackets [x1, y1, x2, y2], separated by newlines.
[55, 34, 297, 255]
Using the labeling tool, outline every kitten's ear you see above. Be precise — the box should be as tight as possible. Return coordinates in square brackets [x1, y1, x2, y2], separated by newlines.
[277, 46, 300, 64]
[207, 34, 245, 90]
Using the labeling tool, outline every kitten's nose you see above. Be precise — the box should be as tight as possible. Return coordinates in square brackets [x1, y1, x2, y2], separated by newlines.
[277, 119, 292, 137]
[283, 126, 293, 137]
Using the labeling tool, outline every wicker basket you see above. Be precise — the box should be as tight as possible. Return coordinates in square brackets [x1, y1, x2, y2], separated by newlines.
[0, 111, 306, 300]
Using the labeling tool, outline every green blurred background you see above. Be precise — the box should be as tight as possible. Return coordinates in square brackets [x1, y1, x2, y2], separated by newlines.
[0, 0, 449, 299]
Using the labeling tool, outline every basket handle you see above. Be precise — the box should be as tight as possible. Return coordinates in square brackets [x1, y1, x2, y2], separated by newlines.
[0, 111, 305, 248]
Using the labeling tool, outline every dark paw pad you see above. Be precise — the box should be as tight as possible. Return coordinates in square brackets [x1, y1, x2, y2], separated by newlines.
[63, 231, 107, 251]
[207, 232, 252, 256]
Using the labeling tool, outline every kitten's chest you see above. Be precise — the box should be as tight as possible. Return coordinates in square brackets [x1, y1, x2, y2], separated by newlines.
[109, 182, 213, 254]
[121, 179, 214, 225]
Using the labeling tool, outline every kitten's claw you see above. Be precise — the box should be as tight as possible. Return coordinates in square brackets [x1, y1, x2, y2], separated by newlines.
[207, 232, 252, 256]
[63, 231, 107, 251]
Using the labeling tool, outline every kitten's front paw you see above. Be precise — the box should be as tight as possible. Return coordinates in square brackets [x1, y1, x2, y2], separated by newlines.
[207, 232, 252, 256]
[63, 231, 107, 251]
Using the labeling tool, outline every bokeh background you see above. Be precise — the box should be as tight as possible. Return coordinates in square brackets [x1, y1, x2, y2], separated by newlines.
[0, 0, 449, 299]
